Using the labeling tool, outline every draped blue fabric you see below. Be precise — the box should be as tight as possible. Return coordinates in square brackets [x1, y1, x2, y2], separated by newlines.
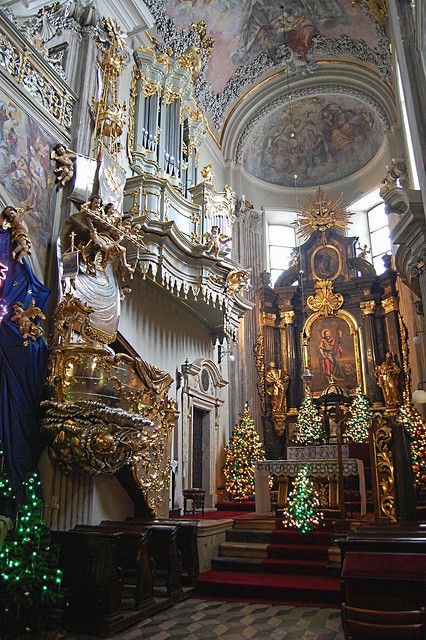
[0, 228, 50, 514]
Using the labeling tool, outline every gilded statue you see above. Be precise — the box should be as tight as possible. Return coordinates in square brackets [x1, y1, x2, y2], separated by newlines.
[200, 164, 214, 182]
[226, 268, 251, 297]
[203, 226, 231, 257]
[11, 298, 45, 345]
[375, 352, 401, 407]
[0, 202, 32, 263]
[51, 144, 77, 187]
[266, 361, 290, 415]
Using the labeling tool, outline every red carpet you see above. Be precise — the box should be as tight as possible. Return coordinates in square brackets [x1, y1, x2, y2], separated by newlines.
[196, 570, 340, 606]
[177, 510, 250, 520]
[196, 517, 340, 606]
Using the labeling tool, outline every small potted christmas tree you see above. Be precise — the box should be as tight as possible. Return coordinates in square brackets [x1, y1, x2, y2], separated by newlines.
[282, 466, 324, 533]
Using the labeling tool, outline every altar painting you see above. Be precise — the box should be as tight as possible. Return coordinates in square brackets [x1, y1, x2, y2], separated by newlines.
[305, 313, 360, 395]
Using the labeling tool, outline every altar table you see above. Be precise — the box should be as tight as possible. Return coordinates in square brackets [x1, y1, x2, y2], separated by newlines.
[254, 458, 366, 515]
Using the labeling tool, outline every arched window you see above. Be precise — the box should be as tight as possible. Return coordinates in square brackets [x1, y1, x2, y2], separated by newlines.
[266, 210, 297, 285]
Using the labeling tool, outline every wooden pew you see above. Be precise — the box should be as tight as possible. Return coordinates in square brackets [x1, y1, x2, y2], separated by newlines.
[52, 529, 124, 635]
[127, 518, 199, 585]
[342, 604, 426, 639]
[100, 520, 183, 597]
[74, 525, 154, 609]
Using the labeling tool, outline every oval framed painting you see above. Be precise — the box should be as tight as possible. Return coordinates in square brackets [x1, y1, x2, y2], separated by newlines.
[311, 245, 341, 281]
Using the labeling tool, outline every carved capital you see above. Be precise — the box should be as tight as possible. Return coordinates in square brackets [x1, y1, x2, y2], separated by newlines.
[381, 296, 399, 314]
[279, 310, 295, 327]
[262, 312, 276, 327]
[360, 300, 376, 316]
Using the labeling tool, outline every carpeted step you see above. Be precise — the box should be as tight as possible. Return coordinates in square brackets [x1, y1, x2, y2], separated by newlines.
[219, 541, 268, 558]
[216, 501, 255, 512]
[271, 529, 332, 546]
[226, 528, 272, 544]
[232, 518, 276, 530]
[267, 543, 329, 561]
[196, 569, 340, 606]
[212, 557, 263, 572]
[261, 558, 328, 576]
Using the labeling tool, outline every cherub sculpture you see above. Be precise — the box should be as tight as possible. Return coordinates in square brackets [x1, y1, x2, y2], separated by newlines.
[11, 298, 46, 344]
[102, 202, 121, 226]
[0, 202, 33, 263]
[80, 195, 103, 215]
[356, 243, 371, 260]
[51, 144, 77, 187]
[203, 226, 231, 257]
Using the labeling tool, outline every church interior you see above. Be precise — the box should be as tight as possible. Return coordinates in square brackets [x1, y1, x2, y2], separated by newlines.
[0, 0, 426, 638]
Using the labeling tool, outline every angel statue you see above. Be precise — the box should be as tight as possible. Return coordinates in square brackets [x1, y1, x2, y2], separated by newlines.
[11, 298, 46, 344]
[203, 226, 231, 257]
[356, 243, 371, 260]
[51, 144, 77, 187]
[0, 201, 33, 264]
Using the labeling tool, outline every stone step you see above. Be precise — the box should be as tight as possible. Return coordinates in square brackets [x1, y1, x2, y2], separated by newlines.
[232, 518, 277, 530]
[219, 541, 268, 559]
[226, 528, 272, 544]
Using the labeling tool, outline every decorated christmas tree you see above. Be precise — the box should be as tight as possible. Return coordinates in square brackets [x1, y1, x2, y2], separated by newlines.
[345, 387, 372, 443]
[397, 400, 426, 488]
[282, 466, 324, 533]
[223, 404, 267, 501]
[293, 393, 324, 445]
[0, 470, 64, 638]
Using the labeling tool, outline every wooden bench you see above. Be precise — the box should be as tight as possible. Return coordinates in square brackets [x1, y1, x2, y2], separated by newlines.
[74, 525, 154, 609]
[342, 604, 426, 639]
[53, 529, 124, 635]
[100, 520, 183, 597]
[127, 518, 199, 585]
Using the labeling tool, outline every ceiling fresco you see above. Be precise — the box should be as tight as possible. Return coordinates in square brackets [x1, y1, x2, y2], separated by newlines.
[242, 94, 385, 188]
[144, 0, 390, 128]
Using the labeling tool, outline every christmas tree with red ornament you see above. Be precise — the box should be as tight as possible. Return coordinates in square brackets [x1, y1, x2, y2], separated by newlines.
[397, 399, 426, 488]
[223, 404, 266, 501]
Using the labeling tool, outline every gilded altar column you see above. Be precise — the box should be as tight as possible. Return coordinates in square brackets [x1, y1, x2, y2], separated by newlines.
[381, 296, 402, 356]
[279, 310, 296, 409]
[262, 312, 277, 366]
[360, 300, 381, 403]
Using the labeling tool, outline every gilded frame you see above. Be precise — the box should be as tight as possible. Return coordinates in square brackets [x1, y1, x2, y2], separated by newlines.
[311, 244, 342, 281]
[302, 309, 364, 397]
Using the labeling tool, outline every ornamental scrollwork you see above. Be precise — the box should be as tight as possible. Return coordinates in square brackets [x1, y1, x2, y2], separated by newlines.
[307, 280, 344, 316]
[372, 413, 397, 522]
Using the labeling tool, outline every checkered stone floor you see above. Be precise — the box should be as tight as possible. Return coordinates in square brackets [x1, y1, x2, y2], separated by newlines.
[108, 599, 344, 640]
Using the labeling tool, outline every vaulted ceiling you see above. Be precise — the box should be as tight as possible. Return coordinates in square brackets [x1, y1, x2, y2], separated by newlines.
[145, 0, 394, 191]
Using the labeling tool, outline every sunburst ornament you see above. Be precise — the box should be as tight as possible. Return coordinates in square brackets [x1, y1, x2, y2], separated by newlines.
[297, 187, 352, 239]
